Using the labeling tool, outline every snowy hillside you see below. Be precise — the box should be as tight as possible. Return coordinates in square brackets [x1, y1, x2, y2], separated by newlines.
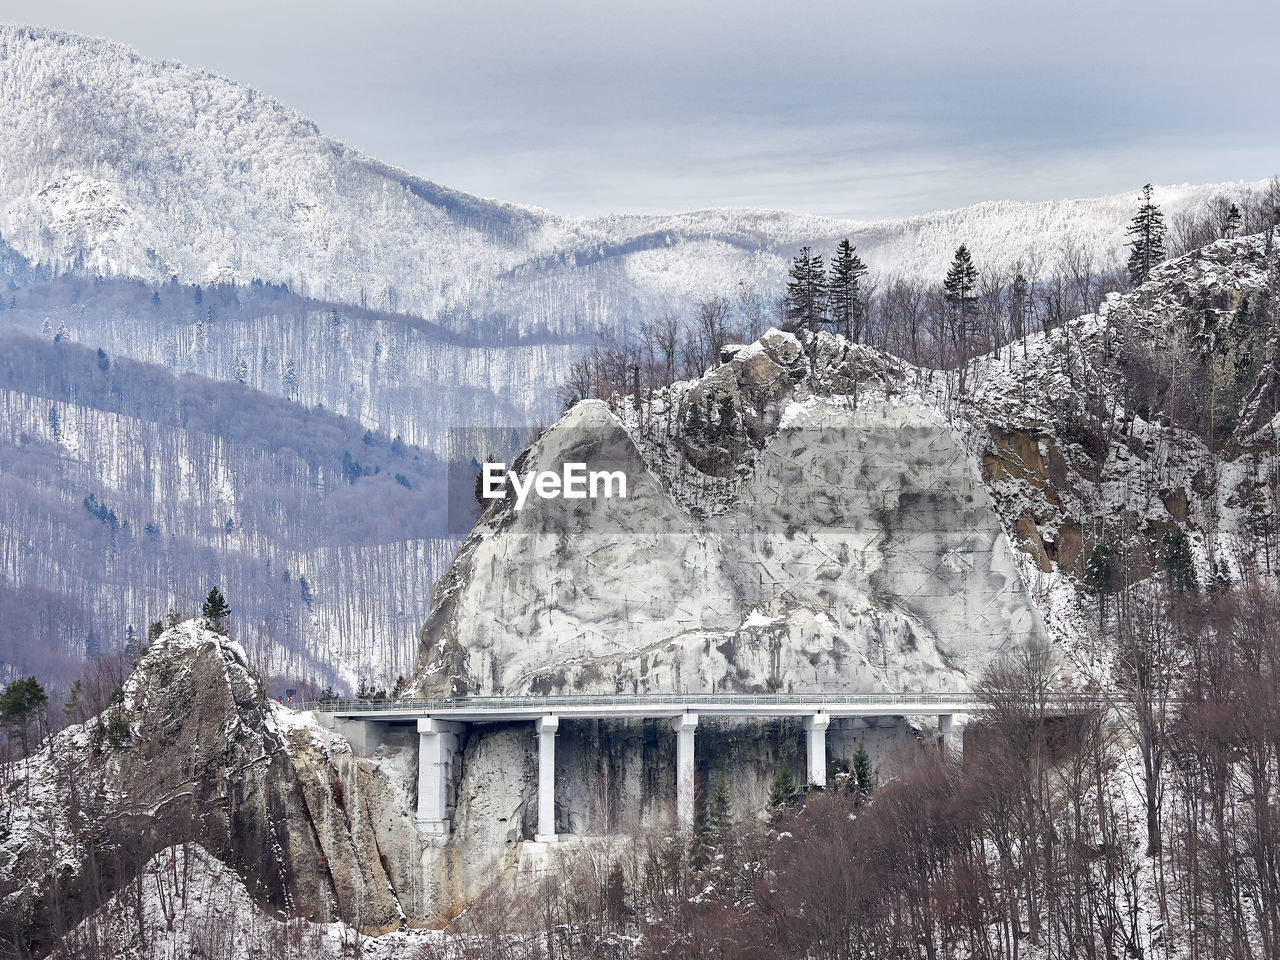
[0, 333, 455, 689]
[0, 24, 1266, 334]
[0, 269, 578, 450]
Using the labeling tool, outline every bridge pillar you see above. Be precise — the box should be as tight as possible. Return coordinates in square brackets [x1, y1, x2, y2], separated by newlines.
[804, 712, 831, 788]
[535, 716, 560, 842]
[939, 713, 965, 759]
[416, 718, 464, 834]
[673, 713, 698, 831]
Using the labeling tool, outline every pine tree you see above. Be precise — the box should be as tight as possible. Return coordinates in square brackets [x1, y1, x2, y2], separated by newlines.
[943, 245, 980, 392]
[1084, 535, 1122, 595]
[827, 239, 868, 342]
[685, 399, 703, 436]
[783, 246, 827, 333]
[63, 679, 82, 722]
[715, 393, 736, 441]
[1126, 183, 1167, 285]
[1009, 272, 1030, 349]
[1, 677, 47, 757]
[852, 743, 876, 799]
[201, 586, 231, 631]
[710, 773, 733, 840]
[1161, 528, 1198, 593]
[767, 768, 797, 819]
[1222, 202, 1242, 239]
[692, 793, 714, 868]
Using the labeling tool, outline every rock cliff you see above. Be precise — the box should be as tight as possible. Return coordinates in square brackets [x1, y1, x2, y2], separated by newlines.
[0, 622, 425, 952]
[416, 330, 1047, 698]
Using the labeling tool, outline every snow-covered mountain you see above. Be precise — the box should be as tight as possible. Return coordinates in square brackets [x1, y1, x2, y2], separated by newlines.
[0, 24, 1266, 335]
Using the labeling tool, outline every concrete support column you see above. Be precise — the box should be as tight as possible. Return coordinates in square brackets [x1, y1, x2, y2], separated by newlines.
[804, 713, 831, 788]
[416, 718, 463, 834]
[535, 716, 560, 843]
[673, 713, 698, 832]
[939, 713, 965, 760]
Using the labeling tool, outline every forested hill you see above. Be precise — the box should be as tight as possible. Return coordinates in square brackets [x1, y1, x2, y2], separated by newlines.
[0, 331, 454, 692]
[0, 269, 576, 450]
[0, 24, 1267, 336]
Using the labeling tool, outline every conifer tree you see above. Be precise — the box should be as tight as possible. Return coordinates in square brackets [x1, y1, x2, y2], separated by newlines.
[692, 793, 714, 868]
[201, 586, 231, 631]
[1222, 202, 1242, 239]
[943, 245, 980, 393]
[62, 679, 82, 723]
[1, 676, 47, 757]
[715, 393, 736, 441]
[783, 246, 827, 333]
[1126, 183, 1166, 285]
[1084, 534, 1123, 627]
[852, 742, 876, 799]
[685, 399, 703, 436]
[1161, 528, 1198, 593]
[710, 773, 733, 840]
[767, 768, 797, 818]
[827, 239, 868, 342]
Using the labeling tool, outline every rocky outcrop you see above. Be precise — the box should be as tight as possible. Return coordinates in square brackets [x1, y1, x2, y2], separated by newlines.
[416, 235, 1280, 696]
[415, 329, 1046, 698]
[0, 622, 422, 953]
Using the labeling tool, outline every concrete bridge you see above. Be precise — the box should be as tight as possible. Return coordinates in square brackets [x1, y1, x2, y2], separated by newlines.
[302, 692, 1098, 841]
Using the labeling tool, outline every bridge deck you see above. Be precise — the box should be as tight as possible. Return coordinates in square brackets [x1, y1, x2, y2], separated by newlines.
[299, 692, 1100, 723]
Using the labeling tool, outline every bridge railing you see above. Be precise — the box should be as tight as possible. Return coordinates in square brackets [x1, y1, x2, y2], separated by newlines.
[291, 691, 1108, 715]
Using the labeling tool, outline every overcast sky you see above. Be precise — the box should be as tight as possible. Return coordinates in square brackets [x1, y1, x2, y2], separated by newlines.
[8, 0, 1278, 219]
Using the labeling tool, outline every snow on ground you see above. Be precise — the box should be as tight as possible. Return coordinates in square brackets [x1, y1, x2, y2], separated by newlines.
[54, 843, 449, 960]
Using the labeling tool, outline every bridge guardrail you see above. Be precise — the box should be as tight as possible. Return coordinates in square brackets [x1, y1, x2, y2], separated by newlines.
[290, 691, 1109, 715]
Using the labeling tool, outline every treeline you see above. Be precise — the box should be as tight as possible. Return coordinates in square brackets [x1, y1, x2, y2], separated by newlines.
[559, 181, 1280, 408]
[416, 580, 1280, 960]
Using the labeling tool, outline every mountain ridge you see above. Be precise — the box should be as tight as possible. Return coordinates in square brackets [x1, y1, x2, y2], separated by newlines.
[0, 23, 1268, 335]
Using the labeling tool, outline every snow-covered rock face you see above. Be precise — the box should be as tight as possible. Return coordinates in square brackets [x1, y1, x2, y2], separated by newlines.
[59, 843, 448, 959]
[416, 332, 1045, 696]
[0, 621, 428, 950]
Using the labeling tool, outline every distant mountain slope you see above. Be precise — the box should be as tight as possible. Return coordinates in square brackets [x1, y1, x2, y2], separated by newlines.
[0, 271, 578, 449]
[0, 25, 1266, 334]
[0, 331, 453, 688]
[0, 26, 583, 328]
